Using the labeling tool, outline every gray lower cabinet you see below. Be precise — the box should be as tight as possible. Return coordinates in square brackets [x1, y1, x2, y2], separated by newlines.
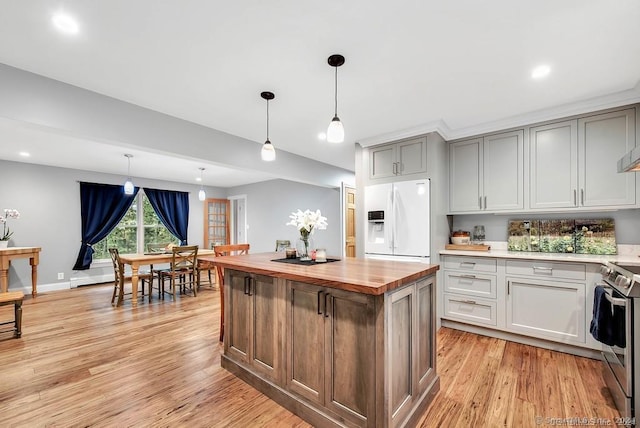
[225, 269, 281, 382]
[286, 281, 376, 427]
[369, 136, 427, 181]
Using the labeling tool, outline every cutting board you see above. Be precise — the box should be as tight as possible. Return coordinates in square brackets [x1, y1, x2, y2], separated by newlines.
[445, 244, 491, 251]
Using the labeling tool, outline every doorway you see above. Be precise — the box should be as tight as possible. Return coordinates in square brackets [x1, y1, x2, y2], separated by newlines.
[228, 195, 247, 244]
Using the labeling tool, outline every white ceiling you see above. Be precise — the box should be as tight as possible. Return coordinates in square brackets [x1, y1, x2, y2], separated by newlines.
[0, 1, 639, 186]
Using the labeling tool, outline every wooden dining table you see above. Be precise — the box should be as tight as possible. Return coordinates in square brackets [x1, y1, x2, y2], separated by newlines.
[0, 247, 41, 297]
[118, 249, 216, 306]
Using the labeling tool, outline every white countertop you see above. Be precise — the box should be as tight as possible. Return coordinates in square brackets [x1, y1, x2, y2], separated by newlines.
[439, 242, 640, 265]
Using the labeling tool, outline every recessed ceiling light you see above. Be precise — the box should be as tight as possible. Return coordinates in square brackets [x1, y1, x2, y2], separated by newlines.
[19, 151, 30, 157]
[531, 65, 551, 80]
[318, 132, 327, 140]
[195, 177, 202, 182]
[52, 12, 79, 35]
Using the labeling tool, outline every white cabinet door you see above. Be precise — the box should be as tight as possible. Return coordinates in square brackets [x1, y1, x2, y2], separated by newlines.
[529, 120, 579, 209]
[506, 277, 585, 344]
[449, 138, 482, 212]
[579, 108, 636, 207]
[483, 130, 524, 211]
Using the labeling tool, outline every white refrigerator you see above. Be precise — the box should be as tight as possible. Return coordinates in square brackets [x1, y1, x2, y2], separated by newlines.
[364, 179, 430, 262]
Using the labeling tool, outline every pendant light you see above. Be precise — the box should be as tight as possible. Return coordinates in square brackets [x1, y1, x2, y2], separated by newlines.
[123, 154, 134, 195]
[260, 91, 276, 161]
[198, 167, 206, 201]
[327, 54, 345, 143]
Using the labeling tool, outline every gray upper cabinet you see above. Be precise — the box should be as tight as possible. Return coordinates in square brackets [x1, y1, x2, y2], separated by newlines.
[369, 136, 427, 180]
[530, 108, 636, 210]
[449, 130, 524, 213]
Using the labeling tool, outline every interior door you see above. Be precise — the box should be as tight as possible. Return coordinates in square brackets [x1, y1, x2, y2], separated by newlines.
[344, 186, 356, 257]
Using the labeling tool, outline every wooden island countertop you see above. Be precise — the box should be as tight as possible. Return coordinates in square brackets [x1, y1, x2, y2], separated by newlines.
[200, 252, 439, 295]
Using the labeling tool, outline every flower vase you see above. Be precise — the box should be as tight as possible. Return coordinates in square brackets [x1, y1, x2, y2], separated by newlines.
[0, 240, 8, 249]
[297, 235, 314, 261]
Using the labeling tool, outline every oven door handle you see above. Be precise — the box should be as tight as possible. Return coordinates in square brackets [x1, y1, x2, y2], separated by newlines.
[601, 285, 627, 307]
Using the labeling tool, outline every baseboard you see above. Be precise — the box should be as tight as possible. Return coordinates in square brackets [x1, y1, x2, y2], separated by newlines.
[17, 281, 70, 295]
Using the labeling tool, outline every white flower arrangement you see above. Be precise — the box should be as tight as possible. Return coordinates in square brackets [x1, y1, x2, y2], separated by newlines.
[286, 209, 328, 238]
[0, 208, 20, 241]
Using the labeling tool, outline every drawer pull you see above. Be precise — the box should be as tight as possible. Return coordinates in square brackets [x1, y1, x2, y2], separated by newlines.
[451, 298, 477, 305]
[533, 266, 553, 272]
[460, 261, 476, 266]
[451, 274, 477, 280]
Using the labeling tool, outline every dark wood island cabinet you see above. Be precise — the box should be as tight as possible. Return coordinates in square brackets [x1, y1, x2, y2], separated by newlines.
[205, 252, 440, 428]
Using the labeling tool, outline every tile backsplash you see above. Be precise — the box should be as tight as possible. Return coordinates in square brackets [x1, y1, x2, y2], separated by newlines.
[507, 218, 617, 254]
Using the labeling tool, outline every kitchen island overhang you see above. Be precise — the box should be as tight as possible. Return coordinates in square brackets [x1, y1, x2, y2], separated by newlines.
[202, 252, 440, 428]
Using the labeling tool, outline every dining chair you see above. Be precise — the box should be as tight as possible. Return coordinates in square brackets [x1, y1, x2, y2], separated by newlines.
[275, 240, 291, 251]
[213, 243, 250, 342]
[146, 242, 171, 291]
[158, 245, 199, 301]
[109, 248, 152, 306]
[197, 242, 218, 289]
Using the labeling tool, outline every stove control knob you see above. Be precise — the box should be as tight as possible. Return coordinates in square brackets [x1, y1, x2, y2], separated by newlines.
[616, 275, 631, 288]
[600, 266, 612, 276]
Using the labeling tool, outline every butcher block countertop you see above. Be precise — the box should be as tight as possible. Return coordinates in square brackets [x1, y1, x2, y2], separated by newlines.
[201, 252, 439, 295]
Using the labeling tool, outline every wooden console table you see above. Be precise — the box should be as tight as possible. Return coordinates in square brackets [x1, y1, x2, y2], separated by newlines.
[0, 247, 41, 297]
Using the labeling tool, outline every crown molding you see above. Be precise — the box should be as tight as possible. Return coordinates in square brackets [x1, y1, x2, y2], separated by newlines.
[357, 82, 640, 146]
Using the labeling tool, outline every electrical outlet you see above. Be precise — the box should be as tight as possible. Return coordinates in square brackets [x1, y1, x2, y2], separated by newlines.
[57, 272, 64, 280]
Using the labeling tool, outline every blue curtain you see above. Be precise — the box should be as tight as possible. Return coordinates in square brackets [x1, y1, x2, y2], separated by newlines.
[144, 188, 189, 245]
[73, 182, 139, 270]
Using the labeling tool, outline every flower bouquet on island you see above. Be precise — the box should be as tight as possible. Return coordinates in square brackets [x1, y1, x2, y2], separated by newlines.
[286, 209, 328, 261]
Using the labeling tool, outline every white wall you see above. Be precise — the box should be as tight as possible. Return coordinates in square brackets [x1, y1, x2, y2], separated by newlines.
[226, 179, 342, 255]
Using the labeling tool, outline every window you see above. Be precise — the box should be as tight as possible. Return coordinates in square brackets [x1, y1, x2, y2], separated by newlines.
[92, 192, 178, 260]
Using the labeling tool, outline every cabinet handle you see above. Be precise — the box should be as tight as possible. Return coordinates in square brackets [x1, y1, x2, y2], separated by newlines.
[317, 290, 323, 315]
[483, 196, 487, 210]
[451, 298, 477, 305]
[243, 276, 250, 295]
[450, 274, 477, 280]
[581, 189, 585, 206]
[392, 162, 397, 175]
[478, 196, 482, 209]
[573, 189, 577, 206]
[460, 261, 476, 267]
[324, 293, 331, 318]
[507, 280, 510, 295]
[533, 266, 553, 274]
[248, 277, 253, 296]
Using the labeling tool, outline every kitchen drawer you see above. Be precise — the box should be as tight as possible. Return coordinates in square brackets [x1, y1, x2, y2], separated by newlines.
[443, 293, 497, 326]
[443, 256, 497, 273]
[505, 260, 586, 281]
[444, 271, 496, 299]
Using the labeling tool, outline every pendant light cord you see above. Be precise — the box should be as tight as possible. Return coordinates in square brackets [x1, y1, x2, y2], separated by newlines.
[334, 66, 338, 116]
[127, 155, 131, 178]
[266, 99, 270, 140]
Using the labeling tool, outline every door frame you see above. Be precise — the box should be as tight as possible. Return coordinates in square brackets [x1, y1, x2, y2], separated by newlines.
[340, 182, 356, 258]
[228, 194, 248, 244]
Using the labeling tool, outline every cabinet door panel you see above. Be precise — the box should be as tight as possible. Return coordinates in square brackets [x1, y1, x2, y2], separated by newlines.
[530, 121, 578, 209]
[506, 278, 585, 343]
[252, 275, 277, 376]
[449, 138, 482, 212]
[389, 289, 413, 416]
[397, 137, 427, 176]
[416, 278, 435, 393]
[579, 109, 636, 207]
[369, 144, 396, 180]
[287, 282, 324, 404]
[227, 271, 251, 362]
[325, 291, 374, 423]
[483, 130, 524, 210]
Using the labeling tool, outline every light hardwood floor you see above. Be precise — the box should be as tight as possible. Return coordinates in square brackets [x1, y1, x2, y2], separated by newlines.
[0, 283, 619, 427]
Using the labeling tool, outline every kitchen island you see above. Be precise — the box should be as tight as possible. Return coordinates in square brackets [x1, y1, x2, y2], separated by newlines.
[206, 252, 440, 428]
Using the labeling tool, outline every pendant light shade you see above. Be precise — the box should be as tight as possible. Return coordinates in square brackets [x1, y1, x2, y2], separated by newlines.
[123, 154, 134, 195]
[327, 54, 345, 143]
[260, 91, 276, 161]
[198, 167, 206, 201]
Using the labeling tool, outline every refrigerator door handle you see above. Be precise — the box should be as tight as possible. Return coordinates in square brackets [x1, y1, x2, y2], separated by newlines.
[386, 188, 393, 251]
[393, 187, 399, 250]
